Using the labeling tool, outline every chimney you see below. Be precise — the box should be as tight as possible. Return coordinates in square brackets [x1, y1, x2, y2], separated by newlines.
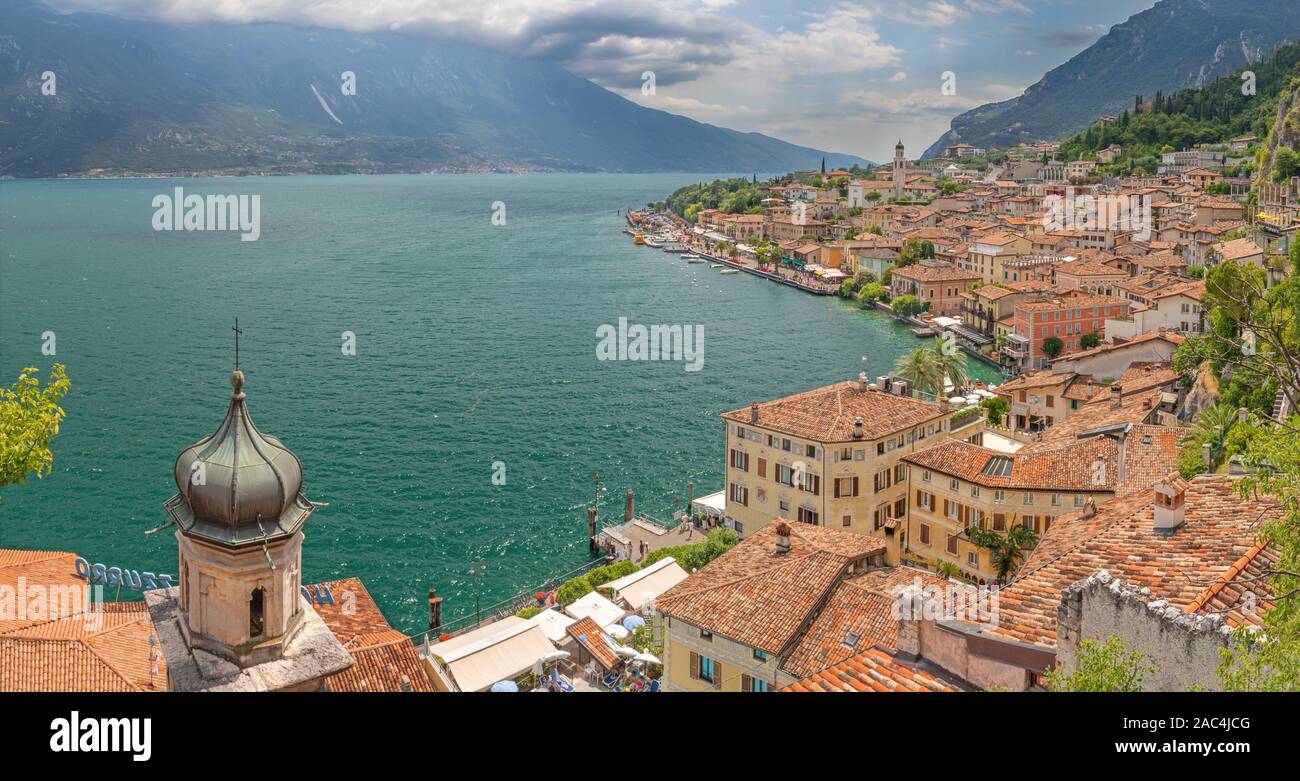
[1153, 479, 1186, 533]
[1110, 383, 1123, 409]
[774, 521, 792, 553]
[852, 416, 864, 439]
[625, 489, 635, 523]
[1081, 498, 1097, 519]
[750, 402, 759, 423]
[1201, 442, 1213, 471]
[894, 584, 922, 659]
[858, 371, 869, 391]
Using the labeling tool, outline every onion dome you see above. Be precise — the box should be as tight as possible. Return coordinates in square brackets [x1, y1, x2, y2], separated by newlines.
[164, 369, 316, 547]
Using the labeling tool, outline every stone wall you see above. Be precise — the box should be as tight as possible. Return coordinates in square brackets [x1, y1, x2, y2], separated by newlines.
[1056, 570, 1239, 692]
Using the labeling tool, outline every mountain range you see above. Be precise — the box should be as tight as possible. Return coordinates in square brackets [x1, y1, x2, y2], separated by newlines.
[0, 1, 869, 177]
[924, 0, 1300, 159]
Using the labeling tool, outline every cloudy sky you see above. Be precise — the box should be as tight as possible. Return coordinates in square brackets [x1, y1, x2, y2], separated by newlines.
[49, 0, 1155, 161]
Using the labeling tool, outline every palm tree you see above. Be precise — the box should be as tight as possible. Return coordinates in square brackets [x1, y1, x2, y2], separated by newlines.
[932, 336, 968, 394]
[933, 560, 962, 579]
[1181, 402, 1239, 470]
[894, 347, 946, 401]
[966, 523, 1040, 583]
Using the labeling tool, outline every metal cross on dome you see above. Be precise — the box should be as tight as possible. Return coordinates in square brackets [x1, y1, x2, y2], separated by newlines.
[232, 319, 243, 369]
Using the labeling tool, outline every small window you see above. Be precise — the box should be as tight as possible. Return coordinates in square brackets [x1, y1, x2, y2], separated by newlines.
[249, 587, 265, 638]
[700, 629, 713, 642]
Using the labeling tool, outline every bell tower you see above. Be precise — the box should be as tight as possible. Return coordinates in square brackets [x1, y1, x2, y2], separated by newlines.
[893, 140, 906, 201]
[163, 362, 318, 667]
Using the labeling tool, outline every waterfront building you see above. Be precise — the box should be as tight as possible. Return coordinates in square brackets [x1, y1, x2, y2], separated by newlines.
[888, 263, 982, 317]
[719, 377, 985, 559]
[1009, 291, 1131, 370]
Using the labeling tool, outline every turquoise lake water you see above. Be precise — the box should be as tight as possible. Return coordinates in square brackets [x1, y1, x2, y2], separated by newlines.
[0, 174, 997, 633]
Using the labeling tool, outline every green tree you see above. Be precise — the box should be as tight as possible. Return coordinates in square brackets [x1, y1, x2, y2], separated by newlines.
[857, 282, 885, 305]
[891, 294, 924, 317]
[1047, 636, 1152, 692]
[1042, 336, 1064, 360]
[965, 523, 1038, 583]
[1, 364, 71, 494]
[1080, 332, 1102, 350]
[980, 395, 1010, 426]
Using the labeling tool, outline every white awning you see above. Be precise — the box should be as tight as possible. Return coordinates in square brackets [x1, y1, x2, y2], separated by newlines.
[607, 558, 689, 611]
[526, 608, 577, 643]
[428, 618, 558, 692]
[690, 490, 726, 516]
[564, 591, 625, 628]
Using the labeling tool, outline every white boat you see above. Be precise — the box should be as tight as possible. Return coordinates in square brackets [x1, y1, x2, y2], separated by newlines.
[682, 253, 700, 259]
[719, 269, 739, 274]
[644, 239, 662, 248]
[687, 258, 706, 264]
[709, 264, 723, 269]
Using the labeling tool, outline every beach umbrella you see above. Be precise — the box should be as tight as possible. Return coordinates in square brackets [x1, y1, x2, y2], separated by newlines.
[604, 624, 630, 639]
[622, 615, 647, 632]
[614, 645, 638, 659]
[490, 680, 519, 692]
[541, 650, 571, 664]
[633, 651, 661, 665]
[948, 396, 966, 404]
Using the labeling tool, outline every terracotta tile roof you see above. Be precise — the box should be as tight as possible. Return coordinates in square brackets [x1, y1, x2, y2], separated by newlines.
[780, 567, 948, 679]
[328, 629, 435, 692]
[1026, 388, 1165, 450]
[904, 427, 1178, 494]
[1118, 362, 1181, 392]
[0, 554, 430, 693]
[656, 522, 886, 655]
[722, 380, 948, 443]
[308, 578, 393, 645]
[0, 549, 169, 692]
[310, 577, 436, 692]
[995, 369, 1073, 393]
[1215, 237, 1263, 260]
[1054, 329, 1185, 363]
[991, 476, 1279, 647]
[782, 647, 960, 692]
[891, 263, 982, 283]
[566, 616, 621, 670]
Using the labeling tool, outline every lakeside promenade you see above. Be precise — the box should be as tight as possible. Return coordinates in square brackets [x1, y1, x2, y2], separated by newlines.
[626, 211, 838, 296]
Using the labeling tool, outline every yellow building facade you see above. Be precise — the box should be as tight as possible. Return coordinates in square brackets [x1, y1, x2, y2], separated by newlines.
[721, 378, 985, 562]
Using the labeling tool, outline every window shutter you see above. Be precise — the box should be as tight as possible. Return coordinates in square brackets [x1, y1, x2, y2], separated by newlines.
[690, 652, 699, 680]
[741, 674, 752, 692]
[758, 458, 767, 479]
[852, 476, 859, 496]
[713, 661, 723, 689]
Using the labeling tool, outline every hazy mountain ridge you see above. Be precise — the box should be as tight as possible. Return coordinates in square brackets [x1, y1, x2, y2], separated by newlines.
[923, 0, 1300, 158]
[0, 1, 869, 177]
